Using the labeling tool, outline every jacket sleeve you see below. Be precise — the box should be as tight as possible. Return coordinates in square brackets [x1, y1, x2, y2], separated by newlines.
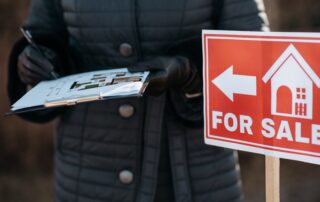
[168, 0, 270, 128]
[7, 0, 70, 123]
[217, 0, 270, 31]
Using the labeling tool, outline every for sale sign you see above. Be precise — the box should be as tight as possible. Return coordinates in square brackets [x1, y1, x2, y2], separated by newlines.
[203, 30, 320, 165]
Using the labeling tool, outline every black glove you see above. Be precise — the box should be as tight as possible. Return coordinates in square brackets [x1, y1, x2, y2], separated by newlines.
[128, 57, 201, 96]
[17, 45, 60, 86]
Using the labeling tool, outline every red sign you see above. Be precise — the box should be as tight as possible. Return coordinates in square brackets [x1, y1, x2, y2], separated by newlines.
[203, 30, 320, 165]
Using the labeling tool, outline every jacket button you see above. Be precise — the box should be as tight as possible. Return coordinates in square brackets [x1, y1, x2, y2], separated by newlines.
[119, 43, 133, 57]
[119, 170, 134, 184]
[118, 104, 135, 118]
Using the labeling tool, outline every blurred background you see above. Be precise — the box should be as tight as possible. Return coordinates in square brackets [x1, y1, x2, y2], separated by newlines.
[1, 0, 320, 201]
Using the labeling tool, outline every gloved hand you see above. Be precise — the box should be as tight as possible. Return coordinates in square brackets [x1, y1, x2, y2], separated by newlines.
[17, 45, 60, 86]
[128, 57, 201, 96]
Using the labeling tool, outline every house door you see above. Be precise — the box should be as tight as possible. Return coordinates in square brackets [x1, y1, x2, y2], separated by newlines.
[276, 86, 292, 114]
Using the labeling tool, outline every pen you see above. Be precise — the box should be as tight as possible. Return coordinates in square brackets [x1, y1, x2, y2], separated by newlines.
[20, 27, 59, 79]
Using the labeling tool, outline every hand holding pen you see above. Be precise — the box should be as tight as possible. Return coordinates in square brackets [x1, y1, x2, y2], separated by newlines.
[17, 28, 60, 86]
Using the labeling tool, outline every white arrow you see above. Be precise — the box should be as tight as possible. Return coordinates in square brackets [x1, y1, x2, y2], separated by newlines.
[212, 66, 257, 102]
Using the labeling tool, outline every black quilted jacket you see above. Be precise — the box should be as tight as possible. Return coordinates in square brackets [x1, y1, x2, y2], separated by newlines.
[7, 0, 269, 201]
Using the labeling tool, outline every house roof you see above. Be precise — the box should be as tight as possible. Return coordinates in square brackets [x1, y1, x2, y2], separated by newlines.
[262, 44, 320, 88]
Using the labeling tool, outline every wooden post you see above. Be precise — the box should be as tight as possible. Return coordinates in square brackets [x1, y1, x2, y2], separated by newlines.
[265, 156, 280, 202]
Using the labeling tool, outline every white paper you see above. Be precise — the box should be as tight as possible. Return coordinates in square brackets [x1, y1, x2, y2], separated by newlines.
[12, 68, 149, 111]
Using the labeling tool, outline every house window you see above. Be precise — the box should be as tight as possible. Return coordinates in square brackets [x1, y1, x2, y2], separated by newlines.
[296, 88, 306, 99]
[295, 103, 307, 116]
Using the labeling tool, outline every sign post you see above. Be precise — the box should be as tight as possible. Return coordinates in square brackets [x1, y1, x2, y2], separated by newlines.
[265, 156, 280, 202]
[202, 30, 320, 201]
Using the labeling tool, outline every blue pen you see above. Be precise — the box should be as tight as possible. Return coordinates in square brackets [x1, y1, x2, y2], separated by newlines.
[20, 27, 59, 79]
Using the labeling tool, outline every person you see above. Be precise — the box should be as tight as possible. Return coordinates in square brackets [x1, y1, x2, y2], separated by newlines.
[7, 0, 269, 201]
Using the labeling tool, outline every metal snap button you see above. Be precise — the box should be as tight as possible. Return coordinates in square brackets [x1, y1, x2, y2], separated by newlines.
[118, 104, 135, 118]
[119, 43, 133, 57]
[119, 170, 134, 184]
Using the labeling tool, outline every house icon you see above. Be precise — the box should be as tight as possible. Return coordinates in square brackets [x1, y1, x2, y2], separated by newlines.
[263, 44, 320, 119]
